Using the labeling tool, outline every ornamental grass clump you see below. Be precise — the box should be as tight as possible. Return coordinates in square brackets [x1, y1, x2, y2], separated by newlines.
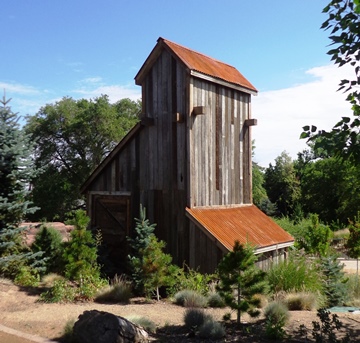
[174, 289, 207, 308]
[95, 274, 132, 304]
[264, 301, 290, 340]
[284, 292, 319, 311]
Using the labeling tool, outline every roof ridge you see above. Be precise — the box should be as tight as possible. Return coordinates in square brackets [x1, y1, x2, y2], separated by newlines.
[160, 37, 237, 69]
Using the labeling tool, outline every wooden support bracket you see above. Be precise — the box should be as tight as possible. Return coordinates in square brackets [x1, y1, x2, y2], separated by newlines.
[245, 118, 258, 127]
[173, 112, 184, 123]
[192, 106, 209, 115]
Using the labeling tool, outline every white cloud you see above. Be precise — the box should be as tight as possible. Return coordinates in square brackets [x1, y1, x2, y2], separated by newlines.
[73, 84, 141, 102]
[252, 64, 354, 167]
[0, 81, 40, 95]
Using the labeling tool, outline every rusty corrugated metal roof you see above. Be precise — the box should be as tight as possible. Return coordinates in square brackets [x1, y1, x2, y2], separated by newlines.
[162, 38, 257, 93]
[135, 37, 257, 94]
[186, 205, 294, 252]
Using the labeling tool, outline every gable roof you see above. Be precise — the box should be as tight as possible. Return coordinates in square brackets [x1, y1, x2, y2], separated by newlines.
[135, 37, 257, 95]
[186, 205, 294, 254]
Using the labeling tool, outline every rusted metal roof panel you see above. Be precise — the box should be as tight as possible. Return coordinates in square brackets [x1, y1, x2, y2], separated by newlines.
[186, 205, 294, 252]
[135, 37, 257, 94]
[162, 38, 257, 93]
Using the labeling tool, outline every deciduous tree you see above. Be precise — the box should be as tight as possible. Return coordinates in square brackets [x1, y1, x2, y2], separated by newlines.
[26, 96, 140, 221]
[302, 0, 360, 162]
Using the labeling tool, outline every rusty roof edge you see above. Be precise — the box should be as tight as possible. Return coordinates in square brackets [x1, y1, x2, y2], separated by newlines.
[255, 241, 295, 255]
[81, 122, 143, 193]
[190, 70, 258, 95]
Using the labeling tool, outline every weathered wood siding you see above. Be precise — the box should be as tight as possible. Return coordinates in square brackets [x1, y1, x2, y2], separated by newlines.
[189, 78, 252, 207]
[137, 49, 189, 265]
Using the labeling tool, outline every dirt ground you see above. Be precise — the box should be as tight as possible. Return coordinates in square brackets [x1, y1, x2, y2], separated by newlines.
[1, 278, 360, 342]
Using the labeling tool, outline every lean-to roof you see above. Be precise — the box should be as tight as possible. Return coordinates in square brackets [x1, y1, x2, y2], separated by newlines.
[186, 205, 294, 253]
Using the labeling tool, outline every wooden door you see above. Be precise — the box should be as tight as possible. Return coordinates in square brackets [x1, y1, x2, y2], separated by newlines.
[92, 195, 131, 271]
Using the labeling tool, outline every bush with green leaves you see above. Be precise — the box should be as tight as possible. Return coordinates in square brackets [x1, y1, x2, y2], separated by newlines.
[32, 224, 64, 274]
[14, 265, 40, 287]
[166, 264, 214, 297]
[264, 301, 289, 340]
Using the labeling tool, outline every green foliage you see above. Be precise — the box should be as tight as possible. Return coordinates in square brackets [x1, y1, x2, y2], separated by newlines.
[25, 96, 140, 221]
[264, 151, 301, 218]
[128, 207, 175, 300]
[14, 265, 40, 287]
[0, 96, 43, 278]
[302, 0, 360, 163]
[62, 210, 100, 282]
[296, 214, 332, 257]
[345, 274, 360, 305]
[216, 241, 268, 324]
[264, 301, 289, 340]
[311, 308, 352, 343]
[139, 234, 174, 301]
[346, 212, 360, 259]
[174, 289, 208, 308]
[32, 225, 64, 274]
[40, 278, 76, 303]
[320, 255, 348, 307]
[267, 251, 324, 295]
[297, 152, 360, 224]
[40, 274, 107, 303]
[166, 265, 214, 297]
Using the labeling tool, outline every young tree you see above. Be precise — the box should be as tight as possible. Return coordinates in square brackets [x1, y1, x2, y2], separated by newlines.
[127, 205, 156, 293]
[0, 95, 42, 278]
[62, 210, 101, 281]
[216, 241, 268, 324]
[138, 234, 175, 301]
[296, 214, 332, 257]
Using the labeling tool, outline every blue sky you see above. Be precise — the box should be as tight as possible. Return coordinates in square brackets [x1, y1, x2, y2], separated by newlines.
[1, 1, 353, 166]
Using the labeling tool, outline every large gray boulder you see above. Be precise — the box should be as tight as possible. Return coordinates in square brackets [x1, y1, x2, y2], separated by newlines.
[73, 310, 149, 343]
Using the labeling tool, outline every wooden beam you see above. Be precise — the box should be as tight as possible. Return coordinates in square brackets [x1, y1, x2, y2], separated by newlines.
[140, 117, 155, 126]
[245, 118, 257, 127]
[173, 112, 184, 123]
[193, 106, 209, 115]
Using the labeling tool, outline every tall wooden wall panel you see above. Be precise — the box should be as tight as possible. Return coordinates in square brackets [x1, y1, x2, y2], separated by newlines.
[190, 79, 252, 207]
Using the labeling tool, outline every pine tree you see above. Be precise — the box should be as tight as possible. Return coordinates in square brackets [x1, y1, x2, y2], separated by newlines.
[141, 234, 174, 301]
[216, 241, 268, 324]
[0, 95, 42, 278]
[128, 205, 156, 294]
